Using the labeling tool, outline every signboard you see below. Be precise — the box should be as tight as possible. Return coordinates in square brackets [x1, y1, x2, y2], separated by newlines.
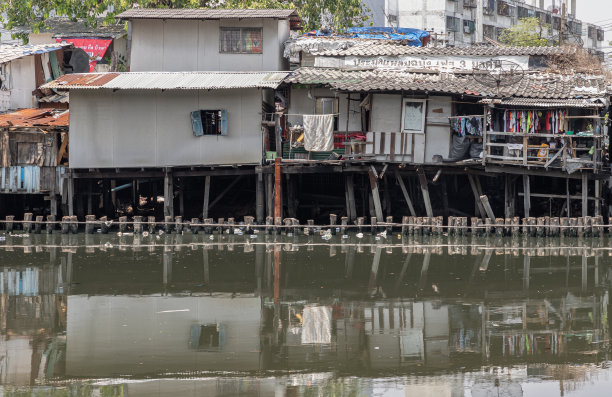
[341, 55, 530, 72]
[56, 38, 112, 72]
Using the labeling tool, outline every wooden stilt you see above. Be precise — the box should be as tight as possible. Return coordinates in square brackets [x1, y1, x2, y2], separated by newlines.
[164, 169, 174, 219]
[346, 174, 357, 222]
[581, 173, 588, 217]
[395, 169, 416, 217]
[417, 169, 433, 218]
[479, 195, 496, 221]
[203, 175, 211, 219]
[133, 216, 143, 234]
[468, 174, 487, 220]
[46, 215, 55, 234]
[330, 214, 337, 234]
[368, 165, 384, 222]
[256, 173, 264, 224]
[85, 215, 96, 234]
[522, 175, 530, 218]
[266, 174, 274, 218]
[23, 213, 33, 233]
[274, 158, 282, 220]
[286, 174, 297, 218]
[566, 178, 571, 217]
[595, 179, 601, 217]
[67, 173, 74, 216]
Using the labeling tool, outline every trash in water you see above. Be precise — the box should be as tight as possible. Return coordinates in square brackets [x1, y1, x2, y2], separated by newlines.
[250, 234, 258, 239]
[356, 233, 363, 238]
[142, 231, 149, 238]
[342, 235, 349, 239]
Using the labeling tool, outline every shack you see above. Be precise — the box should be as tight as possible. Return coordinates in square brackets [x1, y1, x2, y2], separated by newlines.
[0, 43, 71, 111]
[0, 108, 68, 215]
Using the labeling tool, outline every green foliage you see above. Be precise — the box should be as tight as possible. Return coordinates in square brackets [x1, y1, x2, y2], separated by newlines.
[498, 17, 551, 47]
[0, 0, 371, 43]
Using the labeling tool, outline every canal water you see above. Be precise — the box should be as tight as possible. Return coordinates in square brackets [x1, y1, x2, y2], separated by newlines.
[0, 231, 611, 396]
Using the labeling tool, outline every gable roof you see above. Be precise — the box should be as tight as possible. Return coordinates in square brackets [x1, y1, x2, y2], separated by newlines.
[117, 8, 298, 20]
[286, 67, 609, 100]
[42, 71, 290, 90]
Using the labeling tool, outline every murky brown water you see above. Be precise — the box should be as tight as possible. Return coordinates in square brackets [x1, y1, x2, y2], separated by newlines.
[0, 231, 611, 396]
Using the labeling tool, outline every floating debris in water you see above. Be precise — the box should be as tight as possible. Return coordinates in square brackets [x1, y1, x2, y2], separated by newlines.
[0, 236, 5, 241]
[342, 235, 349, 239]
[377, 230, 387, 238]
[142, 231, 149, 238]
[234, 228, 243, 235]
[250, 234, 258, 239]
[158, 230, 164, 235]
[287, 233, 293, 237]
[209, 235, 214, 240]
[321, 229, 332, 240]
[356, 233, 363, 238]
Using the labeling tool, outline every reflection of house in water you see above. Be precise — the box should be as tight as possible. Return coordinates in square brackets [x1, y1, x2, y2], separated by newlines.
[0, 241, 611, 395]
[0, 250, 66, 386]
[65, 294, 262, 376]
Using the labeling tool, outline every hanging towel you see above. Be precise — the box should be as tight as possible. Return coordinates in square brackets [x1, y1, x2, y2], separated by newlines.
[303, 114, 334, 152]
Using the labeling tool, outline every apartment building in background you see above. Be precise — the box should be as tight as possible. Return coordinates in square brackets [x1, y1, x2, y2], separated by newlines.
[363, 0, 605, 54]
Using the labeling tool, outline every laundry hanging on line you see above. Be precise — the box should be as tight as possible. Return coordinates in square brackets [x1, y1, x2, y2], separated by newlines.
[498, 109, 566, 134]
[452, 116, 482, 137]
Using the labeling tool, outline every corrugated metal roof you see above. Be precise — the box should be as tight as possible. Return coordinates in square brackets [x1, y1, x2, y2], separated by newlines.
[0, 43, 70, 65]
[43, 71, 290, 90]
[286, 67, 609, 99]
[0, 109, 69, 128]
[14, 18, 126, 38]
[479, 97, 606, 108]
[39, 92, 70, 104]
[285, 38, 573, 58]
[117, 8, 298, 20]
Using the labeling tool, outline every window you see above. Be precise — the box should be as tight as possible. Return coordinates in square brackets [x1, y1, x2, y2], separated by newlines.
[446, 16, 460, 32]
[497, 1, 511, 16]
[401, 99, 426, 134]
[463, 0, 477, 8]
[463, 20, 475, 34]
[219, 27, 263, 54]
[188, 324, 225, 351]
[597, 29, 604, 41]
[483, 0, 495, 15]
[191, 110, 228, 136]
[316, 97, 339, 131]
[552, 16, 561, 30]
[588, 26, 596, 39]
[483, 24, 496, 40]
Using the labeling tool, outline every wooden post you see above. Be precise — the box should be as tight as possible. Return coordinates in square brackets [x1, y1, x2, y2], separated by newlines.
[479, 195, 496, 222]
[340, 216, 348, 234]
[307, 219, 314, 235]
[395, 169, 416, 217]
[356, 217, 364, 233]
[595, 179, 601, 217]
[175, 216, 184, 234]
[118, 216, 127, 233]
[23, 213, 33, 233]
[274, 157, 282, 220]
[417, 169, 433, 218]
[581, 173, 588, 217]
[266, 174, 274, 218]
[345, 174, 357, 221]
[85, 215, 96, 234]
[566, 178, 571, 217]
[468, 174, 487, 220]
[275, 113, 282, 159]
[368, 165, 384, 222]
[34, 216, 43, 234]
[147, 216, 156, 233]
[522, 175, 530, 218]
[163, 216, 173, 233]
[46, 215, 55, 234]
[245, 216, 254, 234]
[133, 216, 143, 234]
[266, 216, 273, 234]
[203, 175, 211, 220]
[164, 169, 174, 219]
[255, 173, 264, 224]
[330, 214, 337, 235]
[385, 216, 393, 234]
[67, 173, 74, 216]
[5, 215, 14, 233]
[61, 216, 70, 234]
[190, 218, 200, 234]
[370, 216, 377, 235]
[402, 216, 409, 235]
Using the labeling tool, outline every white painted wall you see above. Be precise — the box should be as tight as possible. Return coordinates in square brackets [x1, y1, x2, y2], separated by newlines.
[130, 19, 289, 72]
[69, 88, 263, 168]
[65, 295, 262, 376]
[8, 57, 37, 110]
[368, 94, 452, 164]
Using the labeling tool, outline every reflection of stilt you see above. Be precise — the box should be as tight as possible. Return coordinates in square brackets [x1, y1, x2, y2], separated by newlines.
[394, 253, 412, 292]
[368, 247, 382, 291]
[479, 250, 493, 272]
[256, 244, 264, 296]
[523, 255, 530, 291]
[582, 255, 588, 292]
[274, 244, 280, 302]
[465, 252, 483, 297]
[163, 249, 173, 289]
[344, 246, 355, 279]
[203, 247, 209, 285]
[417, 251, 431, 292]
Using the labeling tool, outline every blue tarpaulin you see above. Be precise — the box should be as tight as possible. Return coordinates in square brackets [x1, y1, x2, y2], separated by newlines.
[303, 27, 430, 47]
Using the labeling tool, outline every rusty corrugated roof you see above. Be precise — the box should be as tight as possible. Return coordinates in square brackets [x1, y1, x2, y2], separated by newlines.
[43, 71, 289, 90]
[0, 109, 69, 128]
[117, 8, 298, 20]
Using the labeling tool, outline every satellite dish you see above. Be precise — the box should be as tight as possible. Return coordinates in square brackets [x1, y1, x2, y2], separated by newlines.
[472, 59, 524, 95]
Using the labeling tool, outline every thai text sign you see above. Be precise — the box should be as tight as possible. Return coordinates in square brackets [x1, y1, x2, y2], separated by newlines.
[56, 38, 112, 72]
[342, 55, 529, 71]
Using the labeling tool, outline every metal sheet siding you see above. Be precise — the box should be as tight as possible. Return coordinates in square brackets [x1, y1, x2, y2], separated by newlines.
[117, 8, 297, 20]
[69, 88, 263, 168]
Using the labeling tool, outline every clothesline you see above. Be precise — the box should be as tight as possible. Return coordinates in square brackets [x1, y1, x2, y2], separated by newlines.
[448, 114, 485, 119]
[265, 113, 340, 117]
